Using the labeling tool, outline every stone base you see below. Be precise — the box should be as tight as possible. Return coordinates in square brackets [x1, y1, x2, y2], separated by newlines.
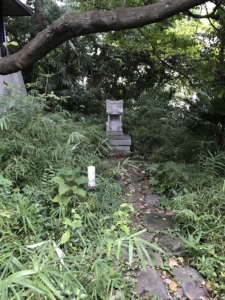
[106, 132, 131, 155]
[113, 145, 130, 151]
[107, 149, 131, 157]
[0, 72, 27, 96]
[109, 136, 131, 147]
[106, 131, 124, 136]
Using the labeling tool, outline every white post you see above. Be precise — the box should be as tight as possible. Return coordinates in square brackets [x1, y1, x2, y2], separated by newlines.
[88, 166, 96, 187]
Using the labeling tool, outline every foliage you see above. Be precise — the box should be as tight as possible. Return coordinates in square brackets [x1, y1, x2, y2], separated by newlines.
[147, 151, 225, 296]
[0, 168, 161, 299]
[4, 0, 225, 297]
[0, 91, 109, 186]
[0, 92, 164, 299]
[123, 89, 214, 161]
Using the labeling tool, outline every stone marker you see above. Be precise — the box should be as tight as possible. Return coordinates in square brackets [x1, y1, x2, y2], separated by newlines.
[106, 100, 131, 154]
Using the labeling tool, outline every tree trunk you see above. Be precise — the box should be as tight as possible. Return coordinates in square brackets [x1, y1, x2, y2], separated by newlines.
[0, 0, 207, 75]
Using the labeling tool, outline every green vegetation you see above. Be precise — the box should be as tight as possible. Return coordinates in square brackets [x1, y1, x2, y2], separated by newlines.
[0, 92, 163, 299]
[2, 0, 225, 298]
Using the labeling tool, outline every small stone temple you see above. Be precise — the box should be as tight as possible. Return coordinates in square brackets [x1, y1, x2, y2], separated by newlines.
[106, 99, 131, 154]
[0, 0, 33, 95]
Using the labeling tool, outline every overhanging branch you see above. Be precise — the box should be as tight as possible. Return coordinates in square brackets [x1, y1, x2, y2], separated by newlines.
[184, 0, 221, 20]
[0, 0, 207, 75]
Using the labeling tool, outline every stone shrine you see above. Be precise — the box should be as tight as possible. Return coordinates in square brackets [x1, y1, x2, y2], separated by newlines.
[106, 99, 131, 154]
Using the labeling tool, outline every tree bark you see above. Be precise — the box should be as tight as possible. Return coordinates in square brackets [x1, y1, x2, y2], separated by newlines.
[33, 0, 45, 29]
[0, 0, 207, 75]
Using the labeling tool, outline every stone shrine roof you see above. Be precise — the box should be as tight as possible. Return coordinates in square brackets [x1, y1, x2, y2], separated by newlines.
[2, 0, 33, 16]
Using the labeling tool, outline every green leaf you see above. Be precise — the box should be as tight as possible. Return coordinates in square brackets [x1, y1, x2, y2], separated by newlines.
[59, 183, 71, 195]
[80, 294, 88, 299]
[71, 220, 82, 230]
[116, 239, 122, 260]
[38, 273, 63, 299]
[140, 243, 155, 272]
[34, 279, 56, 299]
[63, 218, 72, 226]
[57, 168, 73, 176]
[129, 240, 134, 266]
[12, 278, 46, 295]
[129, 229, 146, 238]
[60, 230, 71, 244]
[75, 176, 88, 185]
[0, 280, 7, 300]
[53, 194, 62, 204]
[0, 211, 11, 218]
[10, 41, 19, 46]
[135, 241, 145, 270]
[73, 188, 86, 197]
[53, 176, 64, 184]
[0, 174, 12, 186]
[120, 224, 130, 234]
[53, 194, 70, 206]
[7, 270, 37, 281]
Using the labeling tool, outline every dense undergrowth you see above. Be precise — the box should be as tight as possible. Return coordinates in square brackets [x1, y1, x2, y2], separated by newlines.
[148, 155, 225, 296]
[0, 92, 162, 299]
[123, 89, 225, 297]
[1, 87, 225, 298]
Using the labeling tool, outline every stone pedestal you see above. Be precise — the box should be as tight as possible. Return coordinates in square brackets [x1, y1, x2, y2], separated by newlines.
[0, 71, 27, 96]
[106, 100, 131, 155]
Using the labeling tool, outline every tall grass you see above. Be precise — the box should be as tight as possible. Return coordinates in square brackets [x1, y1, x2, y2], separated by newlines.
[0, 92, 161, 299]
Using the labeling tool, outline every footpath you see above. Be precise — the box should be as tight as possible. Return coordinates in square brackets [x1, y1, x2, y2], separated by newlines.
[111, 159, 211, 300]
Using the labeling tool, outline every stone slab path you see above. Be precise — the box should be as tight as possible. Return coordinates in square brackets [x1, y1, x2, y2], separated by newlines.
[112, 160, 211, 300]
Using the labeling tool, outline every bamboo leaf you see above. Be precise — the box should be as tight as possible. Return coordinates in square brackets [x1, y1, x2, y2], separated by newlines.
[116, 239, 122, 260]
[7, 270, 37, 281]
[12, 278, 46, 294]
[0, 280, 7, 300]
[38, 273, 63, 299]
[129, 240, 134, 266]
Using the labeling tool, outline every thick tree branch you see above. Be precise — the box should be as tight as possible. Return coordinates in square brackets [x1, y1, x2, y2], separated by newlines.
[183, 11, 220, 20]
[184, 0, 221, 20]
[0, 0, 207, 75]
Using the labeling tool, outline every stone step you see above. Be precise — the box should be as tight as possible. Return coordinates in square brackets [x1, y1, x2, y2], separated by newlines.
[109, 139, 131, 146]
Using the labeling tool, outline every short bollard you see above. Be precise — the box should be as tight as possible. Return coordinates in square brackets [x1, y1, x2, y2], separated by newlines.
[87, 166, 96, 188]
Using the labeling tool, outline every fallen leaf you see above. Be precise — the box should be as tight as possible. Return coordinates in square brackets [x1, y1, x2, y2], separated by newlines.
[169, 281, 178, 292]
[169, 258, 179, 268]
[165, 211, 174, 216]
